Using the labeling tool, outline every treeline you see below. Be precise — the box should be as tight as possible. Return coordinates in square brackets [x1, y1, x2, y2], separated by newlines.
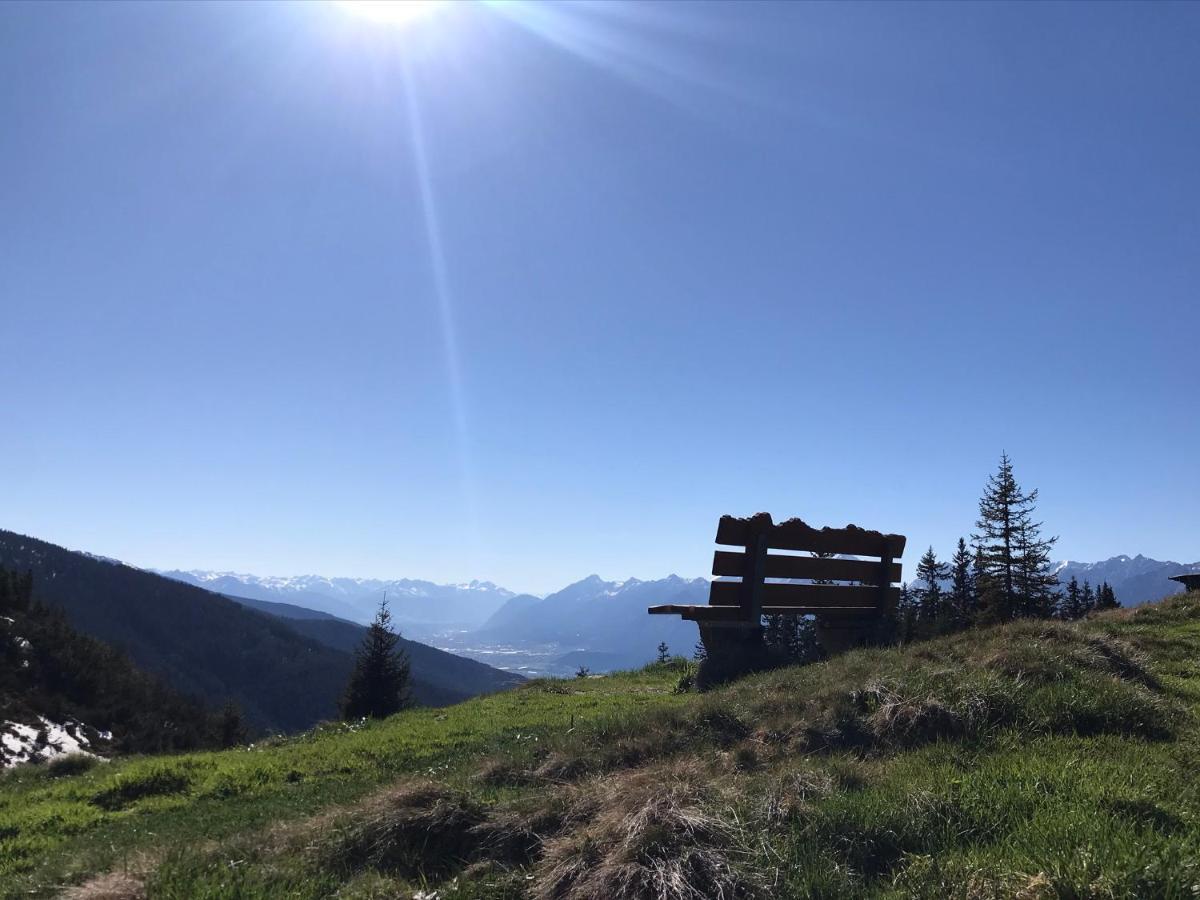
[895, 453, 1117, 643]
[1, 566, 245, 756]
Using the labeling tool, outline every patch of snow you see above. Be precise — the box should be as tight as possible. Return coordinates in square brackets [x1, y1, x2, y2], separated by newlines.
[0, 717, 109, 768]
[81, 552, 125, 567]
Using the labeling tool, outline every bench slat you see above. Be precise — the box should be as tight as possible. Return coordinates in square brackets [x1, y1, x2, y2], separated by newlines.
[709, 581, 897, 609]
[712, 551, 902, 584]
[716, 514, 906, 558]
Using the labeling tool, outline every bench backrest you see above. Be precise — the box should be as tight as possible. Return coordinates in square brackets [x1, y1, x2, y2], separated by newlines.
[708, 513, 906, 621]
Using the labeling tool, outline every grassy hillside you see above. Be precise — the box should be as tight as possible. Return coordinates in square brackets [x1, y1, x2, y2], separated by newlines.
[3, 593, 1199, 898]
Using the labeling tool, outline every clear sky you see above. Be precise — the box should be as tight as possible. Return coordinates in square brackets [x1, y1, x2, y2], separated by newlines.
[2, 1, 1198, 594]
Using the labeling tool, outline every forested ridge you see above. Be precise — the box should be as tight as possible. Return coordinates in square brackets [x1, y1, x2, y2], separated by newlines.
[1, 566, 237, 758]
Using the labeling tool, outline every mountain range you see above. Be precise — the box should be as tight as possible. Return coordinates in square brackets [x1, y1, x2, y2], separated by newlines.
[160, 553, 1200, 676]
[9, 531, 1193, 718]
[1052, 555, 1200, 607]
[160, 570, 514, 628]
[476, 575, 709, 670]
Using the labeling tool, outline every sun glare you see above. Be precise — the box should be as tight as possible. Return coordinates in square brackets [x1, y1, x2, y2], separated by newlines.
[337, 0, 445, 28]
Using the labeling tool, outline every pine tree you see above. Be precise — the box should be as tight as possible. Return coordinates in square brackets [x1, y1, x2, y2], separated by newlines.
[0, 568, 32, 614]
[218, 702, 248, 748]
[1059, 576, 1082, 620]
[913, 547, 950, 634]
[692, 640, 707, 661]
[1013, 518, 1058, 618]
[973, 453, 1058, 621]
[1081, 580, 1096, 616]
[341, 599, 412, 720]
[656, 641, 670, 663]
[948, 537, 976, 626]
[1095, 581, 1119, 611]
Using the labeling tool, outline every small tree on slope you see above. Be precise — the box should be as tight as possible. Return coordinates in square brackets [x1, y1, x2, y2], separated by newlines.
[341, 599, 412, 720]
[1095, 581, 1119, 611]
[1059, 576, 1083, 621]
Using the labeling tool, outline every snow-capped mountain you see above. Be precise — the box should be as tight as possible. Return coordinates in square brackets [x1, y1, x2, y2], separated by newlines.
[159, 570, 515, 627]
[1052, 555, 1200, 607]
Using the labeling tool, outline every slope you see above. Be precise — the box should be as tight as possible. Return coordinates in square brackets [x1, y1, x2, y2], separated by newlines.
[0, 531, 519, 734]
[0, 566, 229, 766]
[7, 590, 1198, 898]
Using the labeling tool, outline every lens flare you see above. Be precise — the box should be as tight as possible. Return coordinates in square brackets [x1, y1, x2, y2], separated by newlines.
[337, 0, 444, 28]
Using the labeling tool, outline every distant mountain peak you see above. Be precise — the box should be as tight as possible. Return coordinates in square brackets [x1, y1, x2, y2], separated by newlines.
[1053, 554, 1200, 607]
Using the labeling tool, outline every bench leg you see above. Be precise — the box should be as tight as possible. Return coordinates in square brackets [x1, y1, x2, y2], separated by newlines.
[696, 620, 765, 690]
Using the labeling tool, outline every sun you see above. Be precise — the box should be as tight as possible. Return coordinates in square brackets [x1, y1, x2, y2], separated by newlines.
[337, 0, 446, 28]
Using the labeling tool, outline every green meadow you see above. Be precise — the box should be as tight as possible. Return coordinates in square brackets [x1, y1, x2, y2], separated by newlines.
[4, 594, 1200, 899]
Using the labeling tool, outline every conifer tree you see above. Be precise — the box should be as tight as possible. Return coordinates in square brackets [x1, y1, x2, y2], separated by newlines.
[341, 599, 412, 720]
[914, 547, 950, 633]
[656, 641, 670, 663]
[218, 702, 248, 748]
[692, 640, 707, 661]
[1095, 581, 1119, 611]
[948, 537, 976, 626]
[973, 453, 1058, 621]
[1060, 575, 1082, 620]
[1081, 580, 1096, 616]
[1014, 519, 1059, 618]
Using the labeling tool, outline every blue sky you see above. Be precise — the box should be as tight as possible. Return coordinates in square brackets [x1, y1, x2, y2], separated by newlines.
[2, 1, 1197, 594]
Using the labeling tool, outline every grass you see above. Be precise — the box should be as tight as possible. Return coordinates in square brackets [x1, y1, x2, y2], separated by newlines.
[5, 594, 1200, 899]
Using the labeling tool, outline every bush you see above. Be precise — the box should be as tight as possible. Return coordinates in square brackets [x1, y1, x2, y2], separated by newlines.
[46, 753, 99, 779]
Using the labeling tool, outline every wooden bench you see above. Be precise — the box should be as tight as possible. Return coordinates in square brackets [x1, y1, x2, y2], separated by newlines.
[649, 513, 905, 683]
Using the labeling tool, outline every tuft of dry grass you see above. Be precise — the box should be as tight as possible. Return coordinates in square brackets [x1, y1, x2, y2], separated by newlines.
[534, 752, 592, 784]
[864, 685, 964, 747]
[533, 763, 758, 900]
[472, 756, 540, 788]
[308, 781, 486, 879]
[758, 769, 838, 826]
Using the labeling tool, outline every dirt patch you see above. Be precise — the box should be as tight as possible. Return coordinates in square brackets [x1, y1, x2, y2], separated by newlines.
[60, 873, 145, 900]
